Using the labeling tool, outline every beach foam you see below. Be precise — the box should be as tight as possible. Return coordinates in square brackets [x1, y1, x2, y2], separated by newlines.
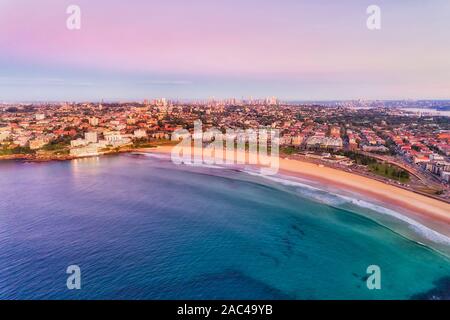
[340, 197, 450, 246]
[181, 162, 224, 169]
[136, 153, 450, 248]
[244, 170, 450, 246]
[132, 152, 171, 160]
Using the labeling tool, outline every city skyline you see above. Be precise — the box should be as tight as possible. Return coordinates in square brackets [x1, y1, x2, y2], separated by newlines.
[1, 0, 450, 101]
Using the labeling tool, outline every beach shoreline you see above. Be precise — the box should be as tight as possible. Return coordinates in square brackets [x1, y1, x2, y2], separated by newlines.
[4, 145, 449, 240]
[137, 145, 450, 240]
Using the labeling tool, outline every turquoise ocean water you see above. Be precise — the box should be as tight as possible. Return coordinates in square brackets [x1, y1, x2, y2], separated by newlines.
[0, 153, 449, 299]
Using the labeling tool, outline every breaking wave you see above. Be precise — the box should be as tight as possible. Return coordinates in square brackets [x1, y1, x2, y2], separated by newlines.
[243, 170, 450, 247]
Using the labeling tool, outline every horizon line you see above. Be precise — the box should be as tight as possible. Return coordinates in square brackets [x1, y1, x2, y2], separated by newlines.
[2, 98, 450, 104]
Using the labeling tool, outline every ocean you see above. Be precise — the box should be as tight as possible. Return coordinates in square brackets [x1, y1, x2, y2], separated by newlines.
[0, 153, 449, 299]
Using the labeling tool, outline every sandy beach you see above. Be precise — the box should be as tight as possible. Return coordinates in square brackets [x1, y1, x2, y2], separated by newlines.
[136, 145, 450, 238]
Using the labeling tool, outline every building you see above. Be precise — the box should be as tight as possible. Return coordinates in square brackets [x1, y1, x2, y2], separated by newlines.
[89, 117, 99, 126]
[0, 130, 10, 142]
[85, 132, 98, 143]
[71, 138, 87, 147]
[13, 136, 29, 146]
[35, 113, 45, 121]
[70, 145, 99, 157]
[103, 131, 132, 147]
[362, 145, 389, 153]
[171, 131, 190, 141]
[29, 139, 47, 150]
[330, 126, 341, 138]
[152, 132, 168, 140]
[133, 129, 147, 139]
[292, 135, 304, 146]
[306, 136, 343, 151]
[413, 154, 430, 164]
[429, 154, 445, 162]
[104, 131, 122, 143]
[280, 135, 292, 146]
[441, 171, 450, 182]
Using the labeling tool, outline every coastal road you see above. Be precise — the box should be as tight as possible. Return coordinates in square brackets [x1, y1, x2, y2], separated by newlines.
[360, 151, 445, 190]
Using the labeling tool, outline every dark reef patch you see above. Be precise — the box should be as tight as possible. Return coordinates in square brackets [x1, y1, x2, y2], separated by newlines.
[410, 276, 450, 300]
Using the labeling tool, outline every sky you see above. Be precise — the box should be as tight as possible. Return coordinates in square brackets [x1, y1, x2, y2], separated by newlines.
[0, 0, 449, 102]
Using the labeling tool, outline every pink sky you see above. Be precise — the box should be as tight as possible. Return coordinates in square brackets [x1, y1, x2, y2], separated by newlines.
[1, 0, 449, 100]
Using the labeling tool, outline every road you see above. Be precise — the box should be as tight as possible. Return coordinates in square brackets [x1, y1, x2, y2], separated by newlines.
[359, 151, 446, 191]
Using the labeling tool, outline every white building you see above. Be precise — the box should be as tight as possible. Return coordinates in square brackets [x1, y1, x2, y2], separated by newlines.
[0, 130, 10, 142]
[104, 132, 122, 143]
[306, 136, 343, 150]
[103, 131, 132, 147]
[133, 129, 147, 139]
[71, 138, 87, 148]
[441, 171, 450, 183]
[172, 131, 190, 141]
[85, 132, 98, 143]
[430, 153, 445, 162]
[70, 145, 99, 157]
[152, 132, 168, 139]
[35, 113, 45, 121]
